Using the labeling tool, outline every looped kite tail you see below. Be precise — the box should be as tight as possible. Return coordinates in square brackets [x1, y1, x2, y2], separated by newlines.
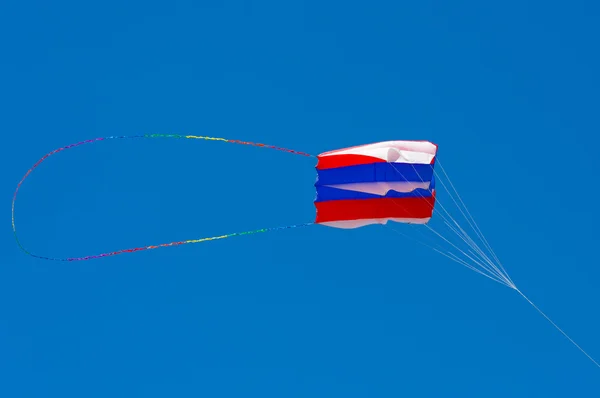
[12, 134, 315, 261]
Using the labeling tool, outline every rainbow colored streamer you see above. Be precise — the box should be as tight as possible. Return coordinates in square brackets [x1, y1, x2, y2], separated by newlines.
[12, 134, 314, 261]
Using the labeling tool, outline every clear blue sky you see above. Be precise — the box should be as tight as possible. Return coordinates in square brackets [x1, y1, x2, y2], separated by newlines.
[2, 0, 599, 396]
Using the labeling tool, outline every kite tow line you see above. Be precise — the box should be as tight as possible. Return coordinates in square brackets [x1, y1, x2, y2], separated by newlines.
[515, 289, 600, 369]
[11, 134, 315, 261]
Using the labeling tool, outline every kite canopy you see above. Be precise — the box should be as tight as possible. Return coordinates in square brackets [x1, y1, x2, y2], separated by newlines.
[314, 140, 438, 229]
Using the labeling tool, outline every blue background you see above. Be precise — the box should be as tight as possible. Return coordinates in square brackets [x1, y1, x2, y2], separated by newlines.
[2, 0, 599, 396]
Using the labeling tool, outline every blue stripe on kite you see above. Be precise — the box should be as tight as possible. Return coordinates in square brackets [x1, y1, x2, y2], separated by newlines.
[315, 163, 434, 186]
[315, 186, 434, 202]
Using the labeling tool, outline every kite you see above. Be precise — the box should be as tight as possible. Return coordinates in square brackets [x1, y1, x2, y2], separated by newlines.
[10, 134, 599, 369]
[314, 140, 437, 228]
[12, 136, 441, 260]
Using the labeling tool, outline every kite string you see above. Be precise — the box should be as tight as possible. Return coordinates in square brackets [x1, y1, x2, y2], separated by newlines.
[386, 160, 510, 285]
[435, 159, 509, 278]
[516, 289, 600, 369]
[388, 158, 599, 369]
[382, 187, 506, 285]
[12, 134, 315, 261]
[418, 161, 600, 369]
[407, 162, 504, 277]
[431, 162, 515, 286]
[385, 224, 510, 287]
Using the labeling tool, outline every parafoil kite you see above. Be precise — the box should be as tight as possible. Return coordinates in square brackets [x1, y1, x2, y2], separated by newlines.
[314, 140, 437, 229]
[10, 134, 599, 369]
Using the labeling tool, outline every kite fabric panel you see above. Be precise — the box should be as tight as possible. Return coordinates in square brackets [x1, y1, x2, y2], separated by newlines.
[314, 140, 438, 229]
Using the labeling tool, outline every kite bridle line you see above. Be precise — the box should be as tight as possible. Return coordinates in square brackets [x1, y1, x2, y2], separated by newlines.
[385, 158, 600, 370]
[386, 160, 515, 288]
[11, 134, 315, 261]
